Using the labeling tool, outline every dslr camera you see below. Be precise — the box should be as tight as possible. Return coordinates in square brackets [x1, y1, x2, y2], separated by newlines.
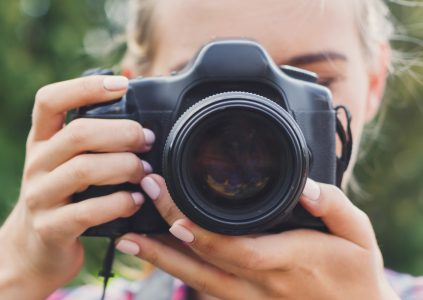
[72, 39, 352, 237]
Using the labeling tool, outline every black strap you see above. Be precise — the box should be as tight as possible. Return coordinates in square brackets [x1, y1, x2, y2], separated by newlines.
[98, 237, 116, 300]
[335, 105, 353, 187]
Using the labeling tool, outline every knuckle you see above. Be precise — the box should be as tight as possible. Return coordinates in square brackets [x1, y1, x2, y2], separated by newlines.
[72, 205, 93, 228]
[67, 120, 90, 145]
[243, 246, 263, 270]
[23, 186, 42, 211]
[146, 247, 160, 265]
[68, 155, 92, 182]
[196, 236, 217, 254]
[116, 192, 137, 216]
[161, 203, 181, 223]
[123, 121, 143, 148]
[23, 157, 40, 180]
[121, 153, 142, 181]
[126, 153, 142, 171]
[34, 85, 54, 112]
[33, 217, 54, 241]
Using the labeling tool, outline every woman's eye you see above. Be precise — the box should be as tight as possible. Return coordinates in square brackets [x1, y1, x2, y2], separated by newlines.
[316, 74, 346, 89]
[317, 77, 337, 88]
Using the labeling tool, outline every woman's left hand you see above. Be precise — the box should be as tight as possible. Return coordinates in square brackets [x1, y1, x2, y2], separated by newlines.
[116, 175, 399, 300]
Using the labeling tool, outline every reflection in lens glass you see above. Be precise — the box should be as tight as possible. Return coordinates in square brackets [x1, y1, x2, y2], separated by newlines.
[187, 110, 289, 208]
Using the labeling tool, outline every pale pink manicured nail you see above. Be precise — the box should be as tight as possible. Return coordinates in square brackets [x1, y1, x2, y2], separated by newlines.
[141, 160, 153, 174]
[103, 76, 129, 91]
[141, 177, 160, 200]
[131, 192, 144, 206]
[116, 240, 140, 255]
[303, 178, 321, 201]
[169, 222, 194, 243]
[143, 128, 155, 146]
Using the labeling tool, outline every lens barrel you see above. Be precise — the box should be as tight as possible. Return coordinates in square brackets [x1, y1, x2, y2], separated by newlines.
[163, 92, 309, 235]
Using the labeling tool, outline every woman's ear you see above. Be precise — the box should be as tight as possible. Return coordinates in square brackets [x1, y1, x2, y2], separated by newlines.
[365, 42, 391, 122]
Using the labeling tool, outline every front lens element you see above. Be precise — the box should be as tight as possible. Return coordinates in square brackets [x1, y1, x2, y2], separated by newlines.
[163, 92, 308, 234]
[186, 110, 287, 209]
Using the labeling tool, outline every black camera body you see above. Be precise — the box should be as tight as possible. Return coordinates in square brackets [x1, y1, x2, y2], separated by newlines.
[72, 40, 350, 237]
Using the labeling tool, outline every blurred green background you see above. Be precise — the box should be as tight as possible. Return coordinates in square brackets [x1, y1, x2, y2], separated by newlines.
[0, 0, 422, 286]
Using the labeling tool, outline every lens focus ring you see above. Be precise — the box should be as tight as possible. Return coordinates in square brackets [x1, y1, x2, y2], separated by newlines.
[163, 91, 309, 235]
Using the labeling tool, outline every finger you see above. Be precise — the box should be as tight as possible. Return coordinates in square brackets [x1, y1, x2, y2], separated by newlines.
[140, 175, 293, 272]
[116, 233, 249, 300]
[32, 75, 128, 141]
[168, 219, 294, 273]
[152, 234, 259, 285]
[140, 174, 186, 224]
[35, 118, 155, 171]
[26, 152, 150, 209]
[154, 233, 256, 279]
[38, 191, 144, 241]
[300, 178, 376, 248]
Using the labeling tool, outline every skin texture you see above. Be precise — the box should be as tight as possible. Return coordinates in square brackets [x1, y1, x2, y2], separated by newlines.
[125, 0, 392, 299]
[0, 0, 396, 299]
[145, 0, 389, 182]
[0, 76, 153, 298]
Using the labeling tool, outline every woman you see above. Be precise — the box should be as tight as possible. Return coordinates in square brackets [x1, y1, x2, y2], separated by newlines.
[0, 0, 421, 299]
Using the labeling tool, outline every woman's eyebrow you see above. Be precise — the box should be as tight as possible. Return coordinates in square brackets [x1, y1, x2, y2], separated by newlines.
[284, 52, 348, 66]
[170, 51, 347, 72]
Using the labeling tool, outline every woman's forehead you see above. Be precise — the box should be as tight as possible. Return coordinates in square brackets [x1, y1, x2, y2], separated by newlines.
[151, 0, 358, 72]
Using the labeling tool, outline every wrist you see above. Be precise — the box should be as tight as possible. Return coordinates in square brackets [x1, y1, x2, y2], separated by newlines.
[0, 226, 57, 299]
[0, 260, 57, 300]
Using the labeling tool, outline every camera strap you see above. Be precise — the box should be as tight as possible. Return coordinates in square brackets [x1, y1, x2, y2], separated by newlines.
[335, 105, 353, 187]
[98, 237, 116, 300]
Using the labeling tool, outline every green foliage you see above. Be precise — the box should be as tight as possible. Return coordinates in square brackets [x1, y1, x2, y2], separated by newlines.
[0, 0, 125, 286]
[0, 0, 422, 287]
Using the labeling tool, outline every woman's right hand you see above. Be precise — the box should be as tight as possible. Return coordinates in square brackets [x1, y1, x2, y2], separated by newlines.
[0, 75, 153, 299]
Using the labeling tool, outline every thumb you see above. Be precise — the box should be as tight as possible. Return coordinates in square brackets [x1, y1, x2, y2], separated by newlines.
[300, 178, 376, 249]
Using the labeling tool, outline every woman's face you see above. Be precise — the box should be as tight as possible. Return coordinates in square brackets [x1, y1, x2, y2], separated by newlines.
[140, 0, 389, 179]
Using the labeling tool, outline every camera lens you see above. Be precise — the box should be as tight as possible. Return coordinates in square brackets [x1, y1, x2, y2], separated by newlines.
[187, 110, 286, 208]
[163, 92, 309, 235]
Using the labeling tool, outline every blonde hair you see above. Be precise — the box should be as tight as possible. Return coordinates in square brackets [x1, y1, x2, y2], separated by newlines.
[123, 0, 395, 73]
[123, 0, 157, 74]
[354, 0, 394, 67]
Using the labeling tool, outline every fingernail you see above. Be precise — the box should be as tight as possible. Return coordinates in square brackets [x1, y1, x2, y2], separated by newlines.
[303, 178, 320, 201]
[103, 76, 129, 91]
[141, 177, 160, 200]
[131, 192, 144, 206]
[169, 222, 194, 243]
[143, 128, 155, 146]
[116, 240, 140, 255]
[141, 160, 153, 174]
